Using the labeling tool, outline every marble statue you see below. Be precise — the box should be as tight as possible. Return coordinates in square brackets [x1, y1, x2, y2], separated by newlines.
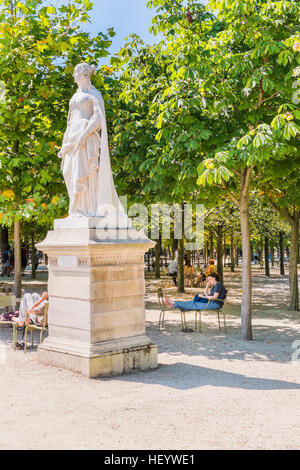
[38, 64, 157, 378]
[58, 63, 123, 219]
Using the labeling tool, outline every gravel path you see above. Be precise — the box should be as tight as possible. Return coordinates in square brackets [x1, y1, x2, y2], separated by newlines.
[0, 267, 299, 450]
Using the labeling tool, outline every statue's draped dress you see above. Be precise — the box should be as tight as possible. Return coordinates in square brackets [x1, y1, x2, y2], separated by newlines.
[59, 87, 122, 217]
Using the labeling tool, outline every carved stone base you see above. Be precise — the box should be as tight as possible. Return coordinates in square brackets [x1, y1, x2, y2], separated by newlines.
[36, 218, 157, 378]
[38, 335, 158, 378]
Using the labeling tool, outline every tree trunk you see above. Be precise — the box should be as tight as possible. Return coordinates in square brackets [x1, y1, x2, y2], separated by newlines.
[230, 229, 235, 272]
[279, 231, 285, 276]
[289, 218, 299, 311]
[239, 170, 252, 340]
[14, 219, 21, 298]
[147, 252, 151, 272]
[259, 235, 264, 267]
[154, 235, 161, 279]
[172, 237, 178, 257]
[209, 231, 214, 259]
[270, 239, 275, 268]
[31, 231, 36, 280]
[216, 226, 223, 281]
[264, 235, 270, 277]
[205, 241, 209, 264]
[177, 237, 185, 293]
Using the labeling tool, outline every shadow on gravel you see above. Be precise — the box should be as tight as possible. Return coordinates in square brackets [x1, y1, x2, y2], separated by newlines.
[107, 362, 300, 391]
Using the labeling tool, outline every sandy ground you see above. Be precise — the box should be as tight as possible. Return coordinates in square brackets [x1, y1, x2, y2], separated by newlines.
[0, 267, 299, 450]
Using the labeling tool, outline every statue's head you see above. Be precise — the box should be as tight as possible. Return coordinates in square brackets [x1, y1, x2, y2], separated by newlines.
[73, 63, 97, 85]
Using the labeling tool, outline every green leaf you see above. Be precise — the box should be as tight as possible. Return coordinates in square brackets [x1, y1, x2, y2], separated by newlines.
[271, 115, 285, 130]
[253, 133, 267, 147]
[237, 134, 250, 149]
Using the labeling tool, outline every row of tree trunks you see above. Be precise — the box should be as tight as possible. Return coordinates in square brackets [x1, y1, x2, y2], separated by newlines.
[230, 229, 235, 272]
[177, 237, 185, 293]
[264, 236, 270, 278]
[259, 236, 264, 267]
[279, 231, 285, 276]
[154, 235, 161, 279]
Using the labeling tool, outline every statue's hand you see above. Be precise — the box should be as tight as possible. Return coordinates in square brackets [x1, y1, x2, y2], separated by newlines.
[77, 133, 88, 149]
[73, 133, 88, 154]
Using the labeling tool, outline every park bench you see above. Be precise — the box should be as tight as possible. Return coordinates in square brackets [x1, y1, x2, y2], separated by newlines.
[157, 288, 229, 333]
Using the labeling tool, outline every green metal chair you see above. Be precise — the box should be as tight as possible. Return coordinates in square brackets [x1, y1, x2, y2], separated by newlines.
[157, 288, 194, 332]
[157, 288, 229, 333]
[195, 290, 229, 333]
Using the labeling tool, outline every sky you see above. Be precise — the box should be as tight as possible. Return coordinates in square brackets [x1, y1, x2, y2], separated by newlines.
[53, 0, 161, 63]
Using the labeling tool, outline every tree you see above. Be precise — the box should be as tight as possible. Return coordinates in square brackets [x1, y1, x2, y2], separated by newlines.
[196, 0, 300, 336]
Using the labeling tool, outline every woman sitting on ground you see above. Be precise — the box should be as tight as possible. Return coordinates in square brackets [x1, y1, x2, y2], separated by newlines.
[164, 272, 226, 311]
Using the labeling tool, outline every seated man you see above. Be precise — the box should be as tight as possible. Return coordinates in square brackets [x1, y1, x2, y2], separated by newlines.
[164, 272, 226, 311]
[13, 291, 48, 326]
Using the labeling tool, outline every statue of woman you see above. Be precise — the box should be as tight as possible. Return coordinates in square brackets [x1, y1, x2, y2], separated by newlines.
[58, 63, 123, 219]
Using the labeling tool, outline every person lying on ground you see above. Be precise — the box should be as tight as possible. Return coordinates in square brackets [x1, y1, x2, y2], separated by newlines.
[12, 291, 48, 327]
[163, 272, 226, 311]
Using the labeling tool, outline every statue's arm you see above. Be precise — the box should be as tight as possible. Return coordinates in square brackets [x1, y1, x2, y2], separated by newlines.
[79, 99, 102, 141]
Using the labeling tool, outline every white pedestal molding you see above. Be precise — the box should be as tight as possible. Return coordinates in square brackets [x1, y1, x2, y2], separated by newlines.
[37, 218, 157, 378]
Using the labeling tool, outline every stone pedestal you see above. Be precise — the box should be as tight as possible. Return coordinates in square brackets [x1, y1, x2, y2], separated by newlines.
[37, 217, 157, 378]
